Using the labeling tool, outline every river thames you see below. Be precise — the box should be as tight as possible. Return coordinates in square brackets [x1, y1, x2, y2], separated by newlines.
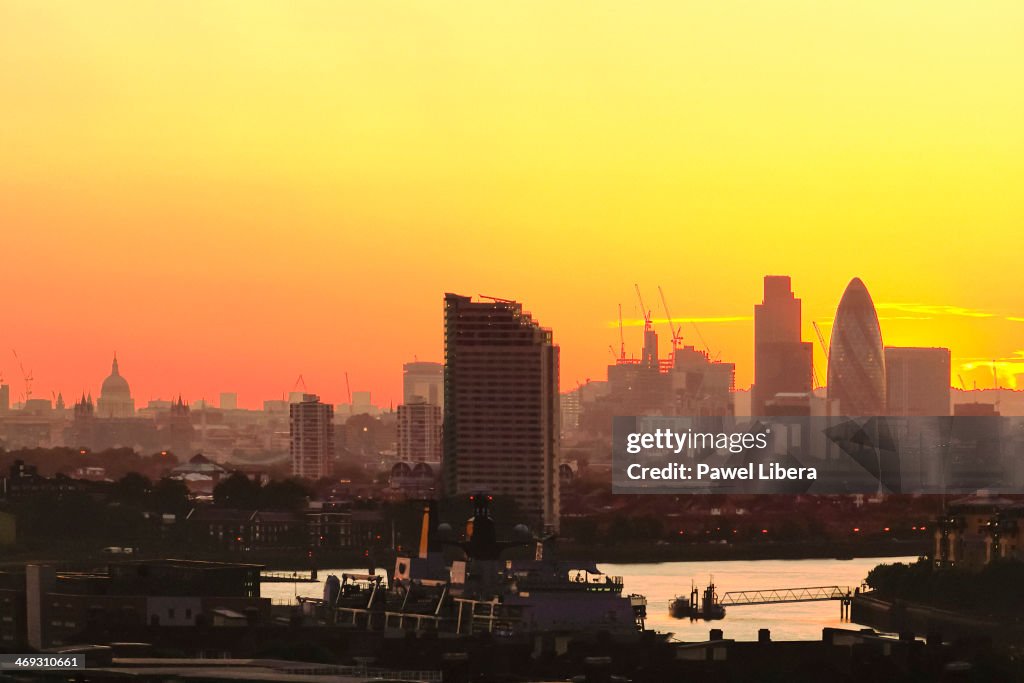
[262, 555, 917, 642]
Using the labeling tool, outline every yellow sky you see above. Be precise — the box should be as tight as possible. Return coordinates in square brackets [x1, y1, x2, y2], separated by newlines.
[1, 1, 1022, 406]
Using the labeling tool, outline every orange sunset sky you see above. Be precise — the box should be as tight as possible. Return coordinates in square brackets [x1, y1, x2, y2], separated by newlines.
[2, 1, 1023, 408]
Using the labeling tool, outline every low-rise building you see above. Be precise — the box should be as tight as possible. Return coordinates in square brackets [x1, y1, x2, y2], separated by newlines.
[185, 508, 305, 551]
[934, 495, 1024, 569]
[21, 559, 267, 649]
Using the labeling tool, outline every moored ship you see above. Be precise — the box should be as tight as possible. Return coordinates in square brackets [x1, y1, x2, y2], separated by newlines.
[295, 495, 651, 640]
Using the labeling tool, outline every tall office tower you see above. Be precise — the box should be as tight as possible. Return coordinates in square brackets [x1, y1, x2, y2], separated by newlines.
[443, 293, 560, 533]
[290, 394, 334, 479]
[219, 392, 238, 410]
[885, 347, 951, 416]
[350, 391, 377, 416]
[828, 278, 886, 415]
[0, 384, 8, 412]
[751, 276, 814, 415]
[403, 361, 444, 408]
[398, 397, 442, 462]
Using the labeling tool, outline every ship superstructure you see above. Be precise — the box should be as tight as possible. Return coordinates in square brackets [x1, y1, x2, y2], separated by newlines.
[297, 496, 648, 639]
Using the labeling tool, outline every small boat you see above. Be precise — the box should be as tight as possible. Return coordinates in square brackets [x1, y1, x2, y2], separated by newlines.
[669, 580, 725, 621]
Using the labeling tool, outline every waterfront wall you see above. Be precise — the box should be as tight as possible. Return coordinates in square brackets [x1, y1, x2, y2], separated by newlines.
[852, 593, 1023, 646]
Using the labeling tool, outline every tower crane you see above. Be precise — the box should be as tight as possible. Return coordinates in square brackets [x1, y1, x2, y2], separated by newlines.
[690, 321, 713, 358]
[617, 304, 627, 361]
[634, 284, 652, 332]
[993, 361, 1002, 411]
[811, 323, 827, 387]
[657, 285, 683, 350]
[11, 350, 32, 403]
[812, 322, 829, 360]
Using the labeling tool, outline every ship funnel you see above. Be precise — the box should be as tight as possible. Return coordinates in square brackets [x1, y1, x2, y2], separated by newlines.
[418, 503, 430, 559]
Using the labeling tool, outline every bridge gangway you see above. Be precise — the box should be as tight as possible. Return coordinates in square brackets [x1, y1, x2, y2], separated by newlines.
[720, 585, 853, 606]
[261, 569, 319, 583]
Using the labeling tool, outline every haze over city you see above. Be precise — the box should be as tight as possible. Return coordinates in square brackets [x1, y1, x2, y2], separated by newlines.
[3, 1, 1023, 407]
[5, 3, 1024, 678]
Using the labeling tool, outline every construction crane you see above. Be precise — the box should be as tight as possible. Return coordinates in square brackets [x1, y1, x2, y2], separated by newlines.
[993, 361, 1002, 411]
[958, 374, 968, 391]
[657, 285, 683, 351]
[811, 322, 830, 389]
[617, 304, 627, 361]
[344, 372, 352, 404]
[812, 322, 829, 359]
[11, 349, 32, 403]
[608, 345, 618, 362]
[634, 284, 652, 331]
[292, 374, 307, 393]
[689, 320, 713, 358]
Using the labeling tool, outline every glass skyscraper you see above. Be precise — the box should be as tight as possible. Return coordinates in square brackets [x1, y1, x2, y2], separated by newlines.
[827, 278, 886, 416]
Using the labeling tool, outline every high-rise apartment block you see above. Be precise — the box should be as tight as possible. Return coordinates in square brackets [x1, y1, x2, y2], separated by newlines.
[290, 394, 334, 479]
[397, 397, 442, 463]
[442, 293, 560, 532]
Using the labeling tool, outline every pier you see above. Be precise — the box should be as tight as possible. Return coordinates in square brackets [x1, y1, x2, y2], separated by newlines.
[261, 569, 319, 583]
[721, 585, 856, 618]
